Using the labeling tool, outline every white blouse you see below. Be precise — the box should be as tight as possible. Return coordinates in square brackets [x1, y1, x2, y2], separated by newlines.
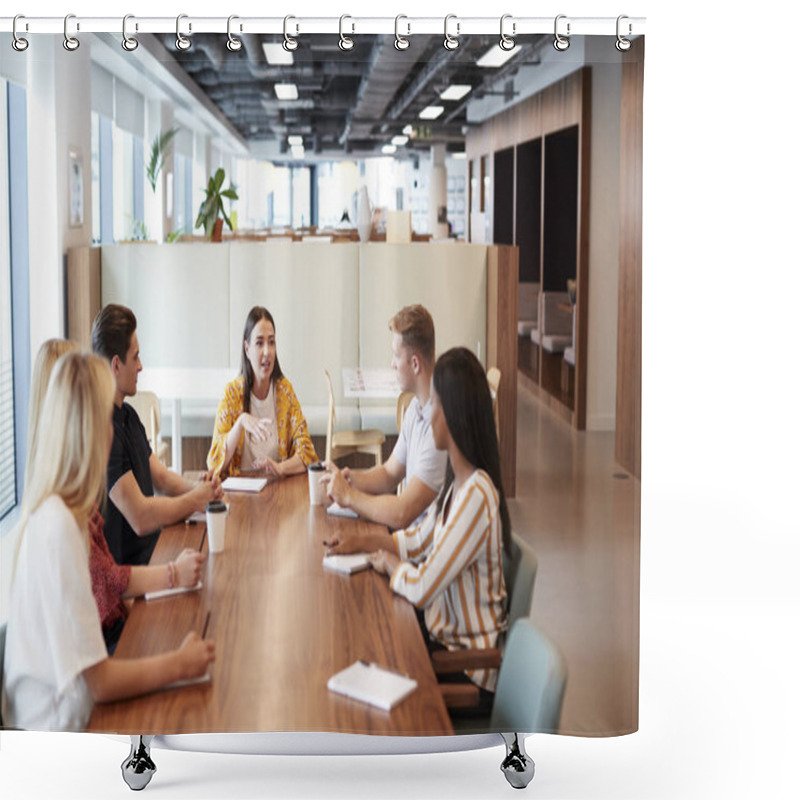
[2, 495, 108, 731]
[241, 383, 279, 469]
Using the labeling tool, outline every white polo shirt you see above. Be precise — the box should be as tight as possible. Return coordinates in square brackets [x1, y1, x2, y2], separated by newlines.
[391, 395, 448, 509]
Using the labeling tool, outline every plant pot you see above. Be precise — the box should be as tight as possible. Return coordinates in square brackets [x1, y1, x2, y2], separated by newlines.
[212, 218, 224, 242]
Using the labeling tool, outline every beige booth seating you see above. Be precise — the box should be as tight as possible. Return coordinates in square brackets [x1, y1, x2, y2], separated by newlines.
[228, 242, 360, 436]
[358, 243, 487, 434]
[517, 282, 540, 337]
[531, 292, 572, 353]
[101, 242, 491, 439]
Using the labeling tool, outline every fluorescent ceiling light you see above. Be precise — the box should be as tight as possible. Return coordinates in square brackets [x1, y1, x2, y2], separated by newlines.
[477, 45, 521, 68]
[381, 144, 397, 155]
[291, 145, 305, 159]
[452, 151, 467, 160]
[391, 135, 409, 146]
[439, 84, 472, 101]
[287, 135, 303, 146]
[402, 124, 413, 135]
[263, 43, 294, 65]
[419, 105, 444, 120]
[275, 83, 299, 100]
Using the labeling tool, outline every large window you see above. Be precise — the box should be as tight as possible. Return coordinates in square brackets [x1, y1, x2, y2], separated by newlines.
[1, 79, 29, 521]
[317, 161, 359, 228]
[0, 80, 14, 518]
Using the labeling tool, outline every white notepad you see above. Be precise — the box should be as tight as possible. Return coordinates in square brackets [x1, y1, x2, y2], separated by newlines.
[323, 554, 370, 575]
[144, 581, 203, 602]
[326, 502, 358, 519]
[328, 661, 418, 711]
[160, 672, 212, 692]
[221, 477, 267, 493]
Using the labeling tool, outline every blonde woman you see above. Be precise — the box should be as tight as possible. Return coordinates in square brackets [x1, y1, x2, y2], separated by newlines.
[27, 340, 206, 654]
[2, 352, 215, 731]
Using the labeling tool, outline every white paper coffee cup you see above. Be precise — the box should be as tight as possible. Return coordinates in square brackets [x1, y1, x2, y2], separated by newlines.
[206, 500, 228, 554]
[308, 463, 326, 505]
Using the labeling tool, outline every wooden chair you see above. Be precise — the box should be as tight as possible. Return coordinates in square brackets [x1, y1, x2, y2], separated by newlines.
[126, 390, 169, 464]
[394, 391, 415, 494]
[433, 532, 538, 711]
[324, 369, 385, 466]
[396, 391, 415, 433]
[486, 366, 501, 440]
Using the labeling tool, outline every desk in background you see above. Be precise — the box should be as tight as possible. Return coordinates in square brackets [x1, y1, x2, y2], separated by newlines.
[137, 368, 237, 474]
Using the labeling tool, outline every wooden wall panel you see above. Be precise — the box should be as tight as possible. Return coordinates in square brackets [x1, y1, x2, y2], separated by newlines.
[487, 245, 519, 498]
[66, 246, 101, 349]
[615, 38, 644, 479]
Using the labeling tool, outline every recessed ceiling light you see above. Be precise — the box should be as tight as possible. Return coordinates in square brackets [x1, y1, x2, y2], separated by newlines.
[275, 83, 299, 100]
[477, 45, 520, 68]
[439, 84, 472, 101]
[291, 145, 305, 159]
[381, 144, 397, 155]
[288, 135, 303, 146]
[419, 105, 444, 120]
[402, 124, 413, 135]
[263, 43, 294, 65]
[391, 135, 409, 146]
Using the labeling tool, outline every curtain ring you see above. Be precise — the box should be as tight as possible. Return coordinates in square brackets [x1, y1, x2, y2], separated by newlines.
[227, 15, 242, 51]
[394, 15, 410, 51]
[121, 14, 139, 52]
[443, 14, 460, 51]
[12, 15, 29, 52]
[553, 14, 570, 51]
[176, 14, 191, 51]
[616, 15, 632, 52]
[283, 16, 299, 51]
[339, 15, 355, 51]
[63, 13, 80, 51]
[499, 14, 515, 51]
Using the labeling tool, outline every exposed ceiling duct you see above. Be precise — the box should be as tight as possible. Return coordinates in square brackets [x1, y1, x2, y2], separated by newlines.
[155, 32, 544, 155]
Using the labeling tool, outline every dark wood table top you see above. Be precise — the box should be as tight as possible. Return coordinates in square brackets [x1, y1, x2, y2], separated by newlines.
[87, 474, 453, 736]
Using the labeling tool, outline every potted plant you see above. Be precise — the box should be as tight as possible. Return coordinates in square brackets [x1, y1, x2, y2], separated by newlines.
[146, 127, 178, 193]
[196, 168, 238, 242]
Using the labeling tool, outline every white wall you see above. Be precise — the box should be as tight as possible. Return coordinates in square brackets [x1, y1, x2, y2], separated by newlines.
[26, 39, 66, 356]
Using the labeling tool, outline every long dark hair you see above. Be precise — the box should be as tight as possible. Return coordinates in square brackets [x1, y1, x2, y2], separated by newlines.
[433, 347, 511, 555]
[241, 306, 283, 414]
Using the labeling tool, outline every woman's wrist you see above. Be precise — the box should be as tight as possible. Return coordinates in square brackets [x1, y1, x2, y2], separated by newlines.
[167, 562, 175, 589]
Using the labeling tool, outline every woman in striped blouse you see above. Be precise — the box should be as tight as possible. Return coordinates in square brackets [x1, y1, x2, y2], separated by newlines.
[326, 347, 510, 702]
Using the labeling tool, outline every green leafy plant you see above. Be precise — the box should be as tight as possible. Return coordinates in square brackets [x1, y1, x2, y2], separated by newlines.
[195, 168, 238, 239]
[146, 127, 178, 193]
[131, 217, 150, 241]
[165, 228, 184, 244]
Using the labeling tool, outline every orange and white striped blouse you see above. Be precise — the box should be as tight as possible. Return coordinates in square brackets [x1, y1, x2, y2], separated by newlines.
[390, 469, 508, 692]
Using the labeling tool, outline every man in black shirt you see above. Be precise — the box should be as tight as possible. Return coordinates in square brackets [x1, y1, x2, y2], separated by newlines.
[92, 304, 223, 565]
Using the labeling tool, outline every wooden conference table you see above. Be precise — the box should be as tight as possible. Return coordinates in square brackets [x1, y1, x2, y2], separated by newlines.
[87, 474, 453, 736]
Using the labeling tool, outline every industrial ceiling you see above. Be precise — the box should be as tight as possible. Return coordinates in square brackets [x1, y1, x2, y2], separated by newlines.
[156, 32, 546, 157]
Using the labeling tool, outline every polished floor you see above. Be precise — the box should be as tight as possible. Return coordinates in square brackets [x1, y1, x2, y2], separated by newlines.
[510, 385, 640, 736]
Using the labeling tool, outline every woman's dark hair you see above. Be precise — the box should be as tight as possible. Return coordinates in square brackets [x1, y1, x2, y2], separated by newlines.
[433, 347, 511, 555]
[241, 306, 283, 413]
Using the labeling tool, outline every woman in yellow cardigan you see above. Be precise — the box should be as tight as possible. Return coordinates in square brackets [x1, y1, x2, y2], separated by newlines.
[207, 306, 317, 479]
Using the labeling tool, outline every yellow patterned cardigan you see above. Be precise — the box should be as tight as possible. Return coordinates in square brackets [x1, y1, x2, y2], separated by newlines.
[207, 375, 318, 477]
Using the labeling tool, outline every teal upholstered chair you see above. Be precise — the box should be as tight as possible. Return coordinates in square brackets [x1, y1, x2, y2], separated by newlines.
[490, 618, 567, 733]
